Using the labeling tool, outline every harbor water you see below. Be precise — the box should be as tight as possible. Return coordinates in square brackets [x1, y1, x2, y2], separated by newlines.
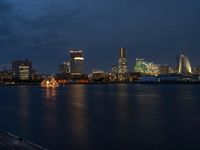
[0, 84, 200, 150]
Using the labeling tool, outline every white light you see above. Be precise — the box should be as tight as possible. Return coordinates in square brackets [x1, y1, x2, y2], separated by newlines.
[70, 50, 82, 53]
[74, 57, 84, 60]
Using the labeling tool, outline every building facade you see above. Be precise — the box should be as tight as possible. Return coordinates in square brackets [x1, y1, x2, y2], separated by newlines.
[59, 61, 71, 74]
[0, 70, 12, 82]
[134, 58, 159, 75]
[177, 54, 192, 74]
[159, 65, 169, 75]
[192, 66, 200, 75]
[118, 48, 128, 80]
[70, 50, 84, 75]
[134, 58, 145, 73]
[12, 59, 32, 80]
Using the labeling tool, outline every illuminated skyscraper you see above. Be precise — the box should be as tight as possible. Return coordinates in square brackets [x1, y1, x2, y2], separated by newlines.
[12, 59, 32, 80]
[177, 54, 192, 74]
[70, 50, 84, 75]
[118, 48, 128, 80]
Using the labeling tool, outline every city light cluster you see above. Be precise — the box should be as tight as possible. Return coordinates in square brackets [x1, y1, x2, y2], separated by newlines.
[0, 48, 200, 84]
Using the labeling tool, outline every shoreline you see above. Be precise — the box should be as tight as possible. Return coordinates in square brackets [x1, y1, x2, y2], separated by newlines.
[1, 81, 200, 86]
[0, 130, 48, 150]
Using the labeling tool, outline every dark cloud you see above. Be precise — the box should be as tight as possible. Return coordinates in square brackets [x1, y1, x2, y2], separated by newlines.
[0, 0, 92, 50]
[0, 0, 200, 72]
[0, 0, 11, 12]
[0, 0, 13, 39]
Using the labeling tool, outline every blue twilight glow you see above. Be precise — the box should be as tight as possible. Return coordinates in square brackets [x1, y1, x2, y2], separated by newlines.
[0, 0, 200, 72]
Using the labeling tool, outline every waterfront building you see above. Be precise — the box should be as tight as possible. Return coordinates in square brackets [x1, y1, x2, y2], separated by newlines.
[134, 58, 159, 75]
[33, 73, 43, 81]
[148, 62, 159, 75]
[159, 65, 169, 75]
[192, 66, 200, 75]
[92, 69, 105, 81]
[118, 48, 128, 80]
[177, 54, 192, 74]
[169, 67, 177, 74]
[134, 58, 146, 73]
[12, 59, 32, 80]
[59, 61, 71, 74]
[70, 50, 84, 75]
[111, 66, 118, 80]
[0, 70, 12, 82]
[129, 72, 140, 82]
[111, 66, 118, 74]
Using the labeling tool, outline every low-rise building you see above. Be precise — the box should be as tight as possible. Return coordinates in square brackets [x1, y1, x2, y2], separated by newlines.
[0, 70, 12, 82]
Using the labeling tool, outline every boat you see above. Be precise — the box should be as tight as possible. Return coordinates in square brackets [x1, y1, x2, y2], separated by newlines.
[41, 77, 59, 88]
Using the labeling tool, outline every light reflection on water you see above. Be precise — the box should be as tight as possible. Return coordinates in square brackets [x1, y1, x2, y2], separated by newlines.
[116, 84, 129, 118]
[42, 87, 59, 135]
[134, 85, 164, 145]
[68, 84, 89, 148]
[43, 87, 57, 100]
[0, 84, 200, 150]
[17, 86, 31, 125]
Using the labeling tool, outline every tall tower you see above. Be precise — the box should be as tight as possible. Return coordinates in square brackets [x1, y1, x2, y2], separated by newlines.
[70, 50, 84, 75]
[118, 48, 128, 80]
[177, 54, 192, 74]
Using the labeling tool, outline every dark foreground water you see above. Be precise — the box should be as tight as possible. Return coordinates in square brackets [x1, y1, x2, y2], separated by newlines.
[0, 84, 200, 150]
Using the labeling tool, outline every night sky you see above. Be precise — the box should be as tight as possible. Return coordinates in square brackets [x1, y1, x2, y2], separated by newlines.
[0, 0, 200, 73]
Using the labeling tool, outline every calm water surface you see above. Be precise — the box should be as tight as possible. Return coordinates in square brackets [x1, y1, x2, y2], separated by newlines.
[0, 84, 200, 150]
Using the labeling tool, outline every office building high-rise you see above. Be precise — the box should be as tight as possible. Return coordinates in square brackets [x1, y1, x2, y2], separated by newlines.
[12, 59, 32, 80]
[70, 50, 84, 75]
[59, 61, 71, 74]
[118, 48, 128, 80]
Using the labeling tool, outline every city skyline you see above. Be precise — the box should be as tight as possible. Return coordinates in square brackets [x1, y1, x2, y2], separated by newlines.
[1, 1, 200, 150]
[0, 49, 198, 75]
[0, 0, 200, 73]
